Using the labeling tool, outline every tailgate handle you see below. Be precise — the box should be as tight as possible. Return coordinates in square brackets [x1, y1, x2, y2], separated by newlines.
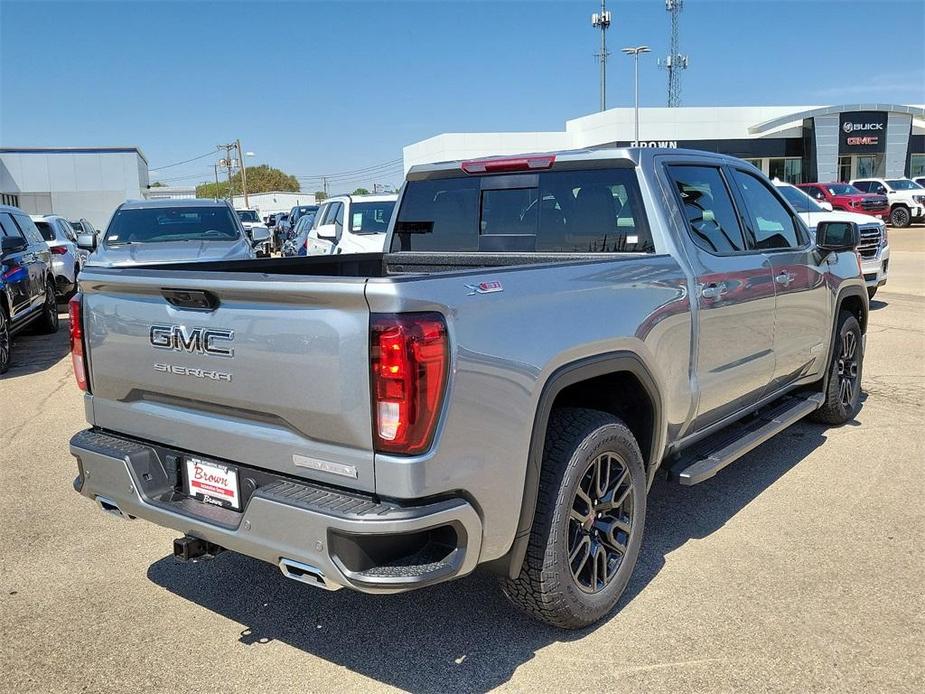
[161, 288, 220, 311]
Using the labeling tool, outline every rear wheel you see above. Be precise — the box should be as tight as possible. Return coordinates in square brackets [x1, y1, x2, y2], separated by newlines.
[0, 306, 10, 374]
[35, 282, 60, 334]
[889, 206, 911, 228]
[501, 408, 646, 629]
[811, 310, 863, 425]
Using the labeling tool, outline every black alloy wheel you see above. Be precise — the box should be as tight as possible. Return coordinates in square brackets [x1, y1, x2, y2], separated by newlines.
[568, 452, 635, 593]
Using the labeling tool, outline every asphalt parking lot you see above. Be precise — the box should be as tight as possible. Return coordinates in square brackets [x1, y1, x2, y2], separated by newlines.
[1, 231, 922, 693]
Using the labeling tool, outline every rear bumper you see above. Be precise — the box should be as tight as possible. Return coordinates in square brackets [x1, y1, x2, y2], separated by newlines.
[70, 429, 482, 593]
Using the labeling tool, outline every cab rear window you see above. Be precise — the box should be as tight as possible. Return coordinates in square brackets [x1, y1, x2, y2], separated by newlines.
[391, 168, 654, 253]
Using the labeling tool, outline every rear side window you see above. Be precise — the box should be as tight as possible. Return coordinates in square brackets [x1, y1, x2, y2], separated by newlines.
[667, 165, 747, 253]
[0, 213, 24, 238]
[730, 170, 803, 250]
[35, 221, 56, 242]
[12, 214, 45, 246]
[391, 168, 653, 253]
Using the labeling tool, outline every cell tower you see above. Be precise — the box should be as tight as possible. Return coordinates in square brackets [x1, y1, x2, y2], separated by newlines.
[591, 0, 612, 112]
[658, 0, 688, 107]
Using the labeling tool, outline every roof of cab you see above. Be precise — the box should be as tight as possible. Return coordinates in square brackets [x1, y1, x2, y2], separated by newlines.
[405, 147, 742, 179]
[119, 198, 231, 210]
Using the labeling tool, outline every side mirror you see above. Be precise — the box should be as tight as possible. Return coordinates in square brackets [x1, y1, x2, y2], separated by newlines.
[820, 201, 834, 212]
[77, 233, 97, 251]
[816, 220, 859, 253]
[1, 236, 27, 255]
[316, 223, 337, 240]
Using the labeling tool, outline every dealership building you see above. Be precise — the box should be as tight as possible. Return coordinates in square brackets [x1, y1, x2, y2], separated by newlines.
[404, 103, 925, 184]
[0, 146, 150, 228]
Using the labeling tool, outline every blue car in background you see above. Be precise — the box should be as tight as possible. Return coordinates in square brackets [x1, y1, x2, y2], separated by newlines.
[0, 205, 60, 374]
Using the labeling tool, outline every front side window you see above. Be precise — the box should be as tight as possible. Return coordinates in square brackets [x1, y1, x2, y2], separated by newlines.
[104, 206, 240, 245]
[731, 170, 803, 250]
[667, 165, 747, 254]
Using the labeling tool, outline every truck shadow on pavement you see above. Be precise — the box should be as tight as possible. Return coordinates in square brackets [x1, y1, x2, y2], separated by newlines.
[147, 421, 830, 694]
[3, 312, 71, 379]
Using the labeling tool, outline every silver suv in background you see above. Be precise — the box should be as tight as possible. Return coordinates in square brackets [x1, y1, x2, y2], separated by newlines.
[86, 199, 257, 267]
[31, 215, 82, 299]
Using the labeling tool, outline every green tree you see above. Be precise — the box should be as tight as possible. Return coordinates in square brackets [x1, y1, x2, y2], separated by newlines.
[315, 191, 328, 201]
[351, 187, 370, 195]
[196, 164, 300, 199]
[149, 181, 167, 188]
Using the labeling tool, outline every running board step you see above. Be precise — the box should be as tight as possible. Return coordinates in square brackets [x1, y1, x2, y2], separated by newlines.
[670, 393, 824, 486]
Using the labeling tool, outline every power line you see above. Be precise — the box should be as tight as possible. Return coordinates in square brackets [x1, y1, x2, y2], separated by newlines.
[149, 148, 219, 171]
[294, 158, 403, 179]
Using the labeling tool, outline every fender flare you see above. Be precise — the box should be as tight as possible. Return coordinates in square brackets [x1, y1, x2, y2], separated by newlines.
[823, 284, 869, 391]
[502, 351, 665, 579]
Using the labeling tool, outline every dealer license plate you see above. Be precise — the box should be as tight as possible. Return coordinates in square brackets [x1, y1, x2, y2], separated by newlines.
[185, 457, 241, 510]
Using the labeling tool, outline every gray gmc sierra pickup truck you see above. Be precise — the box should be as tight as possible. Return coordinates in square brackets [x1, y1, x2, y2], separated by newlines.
[68, 148, 868, 628]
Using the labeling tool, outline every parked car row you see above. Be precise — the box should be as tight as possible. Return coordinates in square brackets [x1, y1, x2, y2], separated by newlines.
[282, 194, 397, 257]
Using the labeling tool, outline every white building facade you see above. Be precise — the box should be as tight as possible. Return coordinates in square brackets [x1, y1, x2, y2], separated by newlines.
[405, 104, 925, 184]
[231, 191, 317, 216]
[0, 146, 149, 228]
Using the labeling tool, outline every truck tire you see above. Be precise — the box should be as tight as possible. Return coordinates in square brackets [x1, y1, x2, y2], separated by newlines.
[811, 310, 863, 425]
[501, 408, 646, 629]
[0, 305, 10, 374]
[889, 206, 911, 228]
[35, 282, 60, 334]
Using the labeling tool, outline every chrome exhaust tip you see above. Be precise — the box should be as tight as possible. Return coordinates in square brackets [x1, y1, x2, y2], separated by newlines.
[278, 558, 339, 591]
[95, 496, 133, 519]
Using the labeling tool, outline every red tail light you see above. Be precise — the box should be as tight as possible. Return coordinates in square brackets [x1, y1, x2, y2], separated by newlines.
[461, 154, 555, 175]
[370, 313, 448, 455]
[68, 293, 89, 391]
[50, 246, 68, 255]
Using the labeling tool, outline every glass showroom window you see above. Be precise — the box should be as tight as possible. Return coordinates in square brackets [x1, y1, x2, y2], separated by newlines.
[910, 154, 925, 178]
[768, 158, 802, 184]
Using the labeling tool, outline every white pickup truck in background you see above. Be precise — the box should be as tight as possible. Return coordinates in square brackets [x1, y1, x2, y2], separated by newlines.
[305, 194, 397, 255]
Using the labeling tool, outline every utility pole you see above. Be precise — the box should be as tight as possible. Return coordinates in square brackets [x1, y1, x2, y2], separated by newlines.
[236, 139, 249, 208]
[591, 1, 612, 111]
[621, 46, 650, 145]
[322, 176, 329, 198]
[658, 0, 688, 107]
[217, 142, 237, 201]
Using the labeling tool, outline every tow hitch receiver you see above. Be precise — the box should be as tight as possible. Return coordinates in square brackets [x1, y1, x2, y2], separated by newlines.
[173, 535, 224, 562]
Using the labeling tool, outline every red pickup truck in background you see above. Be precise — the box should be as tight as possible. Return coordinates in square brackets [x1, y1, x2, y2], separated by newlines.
[797, 182, 890, 219]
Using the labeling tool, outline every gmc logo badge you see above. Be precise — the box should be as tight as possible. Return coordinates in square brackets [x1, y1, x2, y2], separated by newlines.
[149, 325, 234, 358]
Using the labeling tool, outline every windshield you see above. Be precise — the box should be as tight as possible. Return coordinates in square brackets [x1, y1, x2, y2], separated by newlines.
[104, 206, 241, 245]
[350, 201, 395, 234]
[236, 210, 260, 223]
[886, 179, 923, 190]
[826, 183, 861, 196]
[778, 185, 822, 213]
[35, 221, 56, 242]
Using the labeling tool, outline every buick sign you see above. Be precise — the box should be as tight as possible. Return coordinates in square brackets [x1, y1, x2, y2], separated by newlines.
[839, 111, 887, 154]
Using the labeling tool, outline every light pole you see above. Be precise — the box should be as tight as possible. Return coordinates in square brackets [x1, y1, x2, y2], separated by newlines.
[621, 45, 650, 145]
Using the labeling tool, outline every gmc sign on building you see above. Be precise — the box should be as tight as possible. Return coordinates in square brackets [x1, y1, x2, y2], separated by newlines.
[839, 111, 888, 154]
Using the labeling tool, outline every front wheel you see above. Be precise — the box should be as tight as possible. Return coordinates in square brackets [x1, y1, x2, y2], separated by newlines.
[501, 408, 646, 629]
[811, 310, 863, 425]
[889, 206, 911, 228]
[35, 283, 60, 334]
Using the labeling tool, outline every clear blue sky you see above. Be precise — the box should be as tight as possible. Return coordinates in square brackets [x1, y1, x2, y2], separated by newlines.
[2, 0, 923, 191]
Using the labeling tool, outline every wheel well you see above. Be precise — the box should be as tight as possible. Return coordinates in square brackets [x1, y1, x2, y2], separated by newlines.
[550, 370, 655, 472]
[840, 294, 867, 333]
[891, 203, 909, 210]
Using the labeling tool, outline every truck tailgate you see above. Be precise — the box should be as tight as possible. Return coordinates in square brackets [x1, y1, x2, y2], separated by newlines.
[80, 269, 375, 491]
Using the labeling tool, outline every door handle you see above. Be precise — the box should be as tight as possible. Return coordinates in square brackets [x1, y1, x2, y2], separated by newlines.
[775, 271, 794, 286]
[701, 282, 728, 300]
